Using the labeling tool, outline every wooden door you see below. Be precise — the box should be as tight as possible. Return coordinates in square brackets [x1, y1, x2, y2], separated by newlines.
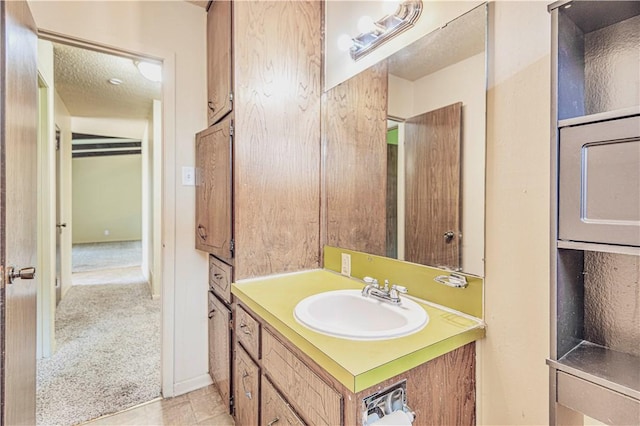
[208, 292, 231, 411]
[207, 0, 233, 127]
[195, 118, 233, 261]
[0, 1, 39, 424]
[234, 345, 260, 426]
[404, 103, 462, 269]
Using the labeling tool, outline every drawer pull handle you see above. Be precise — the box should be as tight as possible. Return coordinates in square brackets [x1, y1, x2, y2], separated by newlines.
[208, 309, 215, 319]
[267, 417, 280, 426]
[197, 225, 207, 241]
[214, 273, 223, 280]
[208, 100, 215, 112]
[240, 323, 251, 334]
[242, 371, 252, 399]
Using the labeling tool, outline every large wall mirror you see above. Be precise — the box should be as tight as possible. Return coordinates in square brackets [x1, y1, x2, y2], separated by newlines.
[323, 3, 487, 277]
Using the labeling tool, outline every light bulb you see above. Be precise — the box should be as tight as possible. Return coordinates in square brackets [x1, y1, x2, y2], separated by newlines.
[337, 34, 353, 52]
[136, 61, 162, 83]
[357, 15, 376, 34]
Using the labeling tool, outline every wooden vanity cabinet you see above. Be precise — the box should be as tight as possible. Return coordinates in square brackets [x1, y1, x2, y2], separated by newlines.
[208, 291, 232, 410]
[206, 0, 232, 127]
[233, 301, 476, 426]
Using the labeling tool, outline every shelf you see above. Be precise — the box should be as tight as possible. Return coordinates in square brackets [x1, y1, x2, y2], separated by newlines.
[558, 106, 640, 128]
[557, 240, 640, 256]
[548, 341, 640, 401]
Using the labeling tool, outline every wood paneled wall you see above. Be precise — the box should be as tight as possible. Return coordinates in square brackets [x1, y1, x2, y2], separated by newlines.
[323, 62, 388, 256]
[233, 1, 322, 279]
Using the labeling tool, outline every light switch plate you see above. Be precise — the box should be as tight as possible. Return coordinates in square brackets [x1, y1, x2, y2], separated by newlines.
[182, 166, 195, 186]
[341, 253, 351, 276]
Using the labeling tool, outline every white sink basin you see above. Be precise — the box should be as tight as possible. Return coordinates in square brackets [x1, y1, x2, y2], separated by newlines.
[293, 289, 429, 341]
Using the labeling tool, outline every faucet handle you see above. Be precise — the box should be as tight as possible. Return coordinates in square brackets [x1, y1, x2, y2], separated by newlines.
[391, 285, 407, 294]
[363, 276, 379, 287]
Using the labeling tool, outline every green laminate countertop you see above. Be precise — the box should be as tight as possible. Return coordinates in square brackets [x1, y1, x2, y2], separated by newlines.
[232, 269, 485, 393]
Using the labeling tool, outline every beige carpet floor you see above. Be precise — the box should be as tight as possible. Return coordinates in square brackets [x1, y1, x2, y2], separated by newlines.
[37, 241, 160, 426]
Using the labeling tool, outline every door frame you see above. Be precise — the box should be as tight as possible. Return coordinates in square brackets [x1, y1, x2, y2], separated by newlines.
[36, 31, 177, 397]
[36, 73, 56, 359]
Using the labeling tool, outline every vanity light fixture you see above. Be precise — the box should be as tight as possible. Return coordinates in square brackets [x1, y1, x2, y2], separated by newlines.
[134, 60, 162, 83]
[348, 0, 423, 61]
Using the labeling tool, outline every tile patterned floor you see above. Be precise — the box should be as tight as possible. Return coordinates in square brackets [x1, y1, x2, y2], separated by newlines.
[85, 385, 234, 426]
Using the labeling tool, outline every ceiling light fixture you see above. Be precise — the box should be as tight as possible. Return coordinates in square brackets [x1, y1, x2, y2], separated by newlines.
[135, 60, 162, 83]
[347, 0, 423, 61]
[108, 78, 123, 85]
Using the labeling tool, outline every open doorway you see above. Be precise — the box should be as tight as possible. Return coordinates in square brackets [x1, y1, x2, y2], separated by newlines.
[36, 39, 164, 425]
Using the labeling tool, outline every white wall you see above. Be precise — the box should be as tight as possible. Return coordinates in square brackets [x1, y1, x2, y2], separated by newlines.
[325, 1, 482, 90]
[72, 154, 142, 243]
[478, 2, 550, 424]
[29, 0, 208, 395]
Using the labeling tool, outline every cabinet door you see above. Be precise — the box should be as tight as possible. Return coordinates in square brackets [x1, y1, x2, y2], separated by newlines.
[207, 0, 233, 126]
[208, 292, 231, 410]
[261, 377, 305, 426]
[195, 118, 233, 260]
[234, 345, 260, 426]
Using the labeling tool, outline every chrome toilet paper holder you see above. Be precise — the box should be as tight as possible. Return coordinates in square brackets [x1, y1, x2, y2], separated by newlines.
[361, 380, 415, 425]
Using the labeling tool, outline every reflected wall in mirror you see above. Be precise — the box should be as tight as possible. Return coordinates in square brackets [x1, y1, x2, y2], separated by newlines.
[323, 4, 487, 277]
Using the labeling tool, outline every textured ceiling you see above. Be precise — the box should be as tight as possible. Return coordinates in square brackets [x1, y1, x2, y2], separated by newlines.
[387, 5, 486, 81]
[53, 43, 161, 120]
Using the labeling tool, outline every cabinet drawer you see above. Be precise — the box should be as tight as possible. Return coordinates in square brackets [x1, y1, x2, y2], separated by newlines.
[261, 376, 305, 426]
[557, 372, 640, 424]
[235, 345, 260, 426]
[262, 330, 342, 425]
[236, 305, 260, 360]
[209, 255, 232, 304]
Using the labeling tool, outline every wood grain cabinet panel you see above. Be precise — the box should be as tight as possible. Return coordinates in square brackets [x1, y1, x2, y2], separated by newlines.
[262, 330, 342, 426]
[233, 0, 322, 279]
[195, 118, 233, 261]
[261, 377, 306, 426]
[208, 292, 231, 410]
[235, 345, 260, 426]
[323, 62, 388, 256]
[206, 0, 232, 126]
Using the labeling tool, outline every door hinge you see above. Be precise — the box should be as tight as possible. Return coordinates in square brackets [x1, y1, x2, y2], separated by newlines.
[229, 92, 234, 103]
[229, 124, 234, 136]
[229, 239, 235, 256]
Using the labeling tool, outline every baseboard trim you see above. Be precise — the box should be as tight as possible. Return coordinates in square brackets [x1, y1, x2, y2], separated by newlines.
[173, 374, 213, 397]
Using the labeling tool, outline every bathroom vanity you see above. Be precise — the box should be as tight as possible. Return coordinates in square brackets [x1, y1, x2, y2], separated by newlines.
[230, 247, 485, 425]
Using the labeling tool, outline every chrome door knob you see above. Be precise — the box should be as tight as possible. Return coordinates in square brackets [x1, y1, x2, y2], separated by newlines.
[443, 231, 455, 242]
[7, 266, 36, 284]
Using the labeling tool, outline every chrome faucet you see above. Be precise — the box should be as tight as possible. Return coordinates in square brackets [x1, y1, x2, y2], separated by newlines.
[361, 277, 408, 305]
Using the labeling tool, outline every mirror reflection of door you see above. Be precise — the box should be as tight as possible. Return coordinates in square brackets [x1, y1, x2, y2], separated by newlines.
[402, 102, 462, 270]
